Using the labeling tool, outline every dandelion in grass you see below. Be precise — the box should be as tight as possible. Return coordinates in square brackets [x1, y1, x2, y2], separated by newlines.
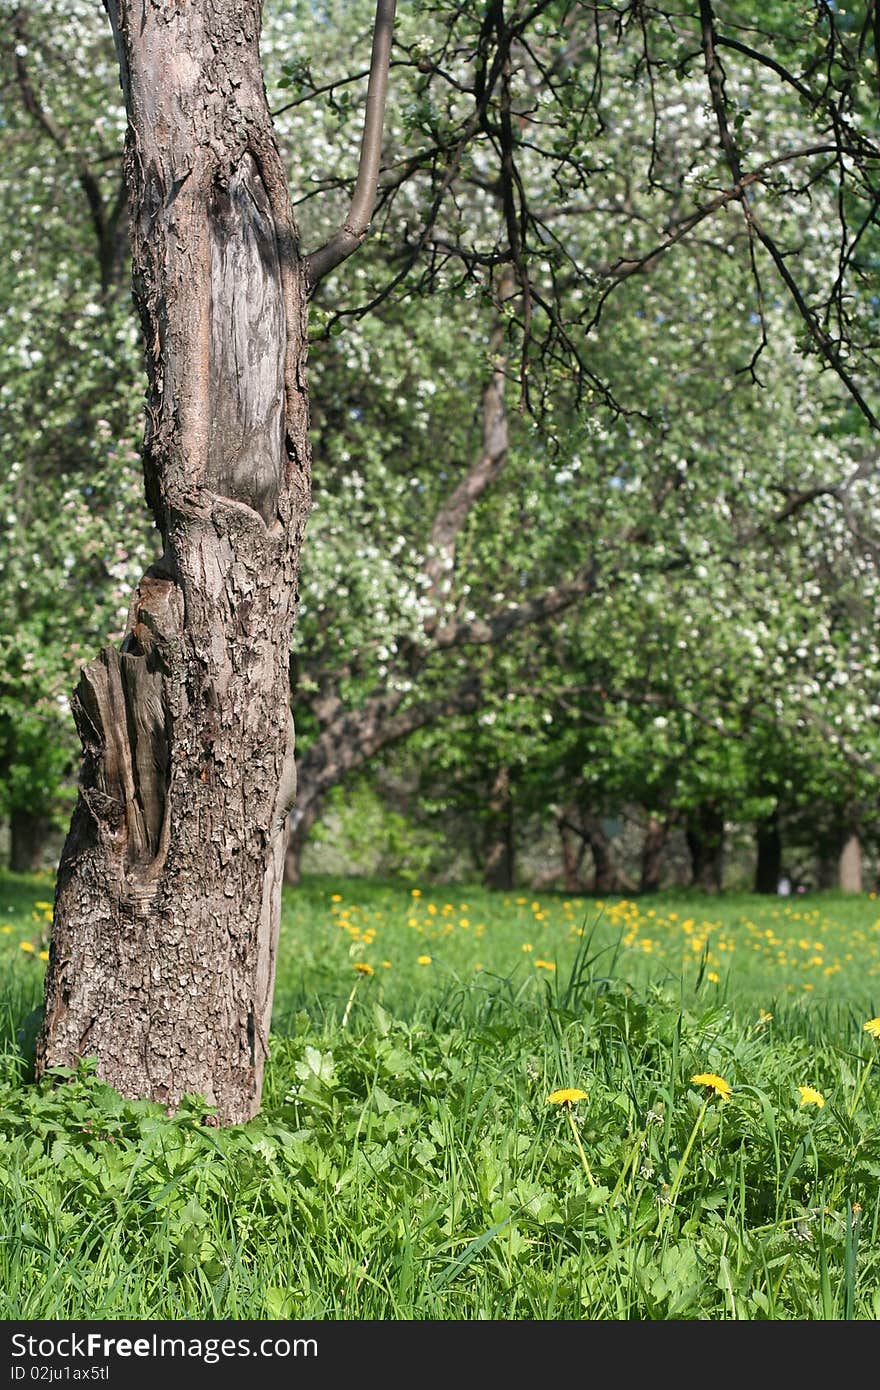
[659, 1072, 733, 1235]
[417, 954, 432, 965]
[38, 950, 49, 962]
[18, 941, 35, 954]
[546, 1089, 595, 1186]
[690, 1072, 732, 1100]
[534, 959, 555, 971]
[849, 1018, 880, 1116]
[798, 1086, 825, 1108]
[547, 1088, 588, 1106]
[341, 960, 374, 1027]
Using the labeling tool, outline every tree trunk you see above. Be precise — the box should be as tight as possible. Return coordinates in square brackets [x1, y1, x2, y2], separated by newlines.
[686, 803, 724, 892]
[754, 810, 782, 894]
[557, 806, 586, 893]
[839, 829, 862, 893]
[9, 808, 51, 873]
[483, 766, 514, 890]
[283, 796, 323, 887]
[639, 813, 669, 894]
[37, 0, 309, 1125]
[580, 812, 615, 895]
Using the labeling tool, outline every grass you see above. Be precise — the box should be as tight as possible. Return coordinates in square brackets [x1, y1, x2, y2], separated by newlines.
[1, 869, 879, 1319]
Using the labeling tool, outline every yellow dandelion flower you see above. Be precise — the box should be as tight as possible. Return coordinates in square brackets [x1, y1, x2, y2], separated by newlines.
[758, 1009, 773, 1024]
[353, 962, 374, 976]
[34, 901, 53, 911]
[1, 925, 12, 934]
[382, 960, 392, 968]
[38, 950, 49, 962]
[330, 893, 342, 903]
[411, 888, 422, 897]
[863, 1017, 880, 1040]
[521, 942, 533, 952]
[707, 970, 720, 983]
[798, 1086, 825, 1108]
[690, 1072, 732, 1099]
[546, 1088, 587, 1106]
[534, 959, 556, 971]
[18, 941, 35, 954]
[417, 955, 432, 965]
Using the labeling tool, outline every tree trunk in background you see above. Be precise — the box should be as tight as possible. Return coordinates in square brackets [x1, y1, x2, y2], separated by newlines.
[37, 0, 309, 1125]
[9, 808, 51, 873]
[686, 803, 724, 892]
[557, 806, 586, 892]
[639, 813, 670, 894]
[483, 765, 514, 890]
[754, 810, 782, 894]
[838, 829, 862, 893]
[580, 812, 615, 895]
[283, 795, 324, 887]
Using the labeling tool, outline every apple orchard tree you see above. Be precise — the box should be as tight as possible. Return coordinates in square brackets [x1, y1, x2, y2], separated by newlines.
[36, 0, 397, 1125]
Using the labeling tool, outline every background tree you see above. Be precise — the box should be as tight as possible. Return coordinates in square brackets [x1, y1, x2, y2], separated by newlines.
[2, 0, 879, 1131]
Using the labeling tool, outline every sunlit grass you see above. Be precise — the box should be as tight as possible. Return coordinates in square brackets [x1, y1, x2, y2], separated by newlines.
[0, 869, 878, 1320]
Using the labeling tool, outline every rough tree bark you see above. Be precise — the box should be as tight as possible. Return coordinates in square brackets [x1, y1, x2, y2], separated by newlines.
[35, 0, 307, 1125]
[37, 0, 396, 1126]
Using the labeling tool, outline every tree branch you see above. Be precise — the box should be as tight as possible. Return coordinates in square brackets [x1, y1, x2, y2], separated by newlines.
[10, 7, 121, 291]
[304, 0, 397, 290]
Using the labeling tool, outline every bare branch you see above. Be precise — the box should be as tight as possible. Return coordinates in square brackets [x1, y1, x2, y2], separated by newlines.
[304, 0, 397, 290]
[699, 0, 880, 433]
[423, 272, 515, 608]
[9, 6, 124, 292]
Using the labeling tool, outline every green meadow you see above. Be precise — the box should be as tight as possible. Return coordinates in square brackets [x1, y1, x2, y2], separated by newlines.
[1, 870, 879, 1320]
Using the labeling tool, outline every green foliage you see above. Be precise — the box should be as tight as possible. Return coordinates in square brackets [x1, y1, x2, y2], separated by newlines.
[306, 777, 452, 880]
